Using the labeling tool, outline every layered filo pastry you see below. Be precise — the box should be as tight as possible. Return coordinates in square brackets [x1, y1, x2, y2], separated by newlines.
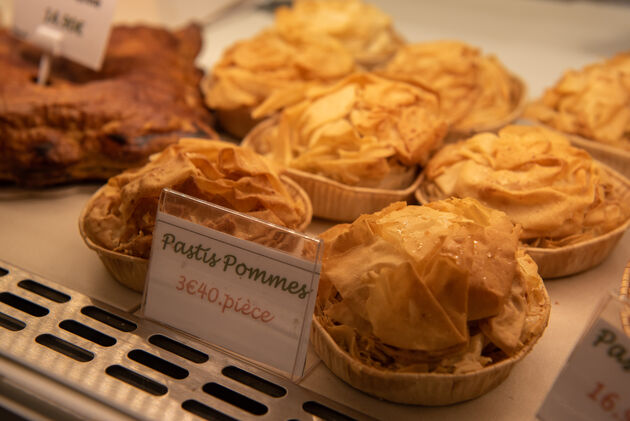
[202, 29, 356, 138]
[80, 138, 312, 291]
[312, 198, 550, 405]
[523, 52, 630, 177]
[243, 72, 448, 221]
[524, 51, 630, 151]
[379, 40, 526, 137]
[417, 125, 630, 277]
[274, 0, 404, 69]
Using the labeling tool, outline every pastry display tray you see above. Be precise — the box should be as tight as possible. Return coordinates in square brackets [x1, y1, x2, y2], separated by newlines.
[0, 259, 372, 421]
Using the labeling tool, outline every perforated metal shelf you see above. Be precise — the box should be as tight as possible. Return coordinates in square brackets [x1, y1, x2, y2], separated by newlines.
[0, 259, 373, 421]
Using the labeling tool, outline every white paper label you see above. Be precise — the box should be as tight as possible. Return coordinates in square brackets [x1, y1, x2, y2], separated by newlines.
[13, 0, 116, 70]
[538, 318, 630, 421]
[143, 212, 321, 379]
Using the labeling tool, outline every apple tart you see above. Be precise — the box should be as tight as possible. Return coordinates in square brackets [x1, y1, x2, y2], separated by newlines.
[380, 40, 526, 138]
[417, 125, 630, 277]
[243, 72, 448, 221]
[312, 198, 550, 404]
[80, 138, 312, 291]
[524, 51, 630, 177]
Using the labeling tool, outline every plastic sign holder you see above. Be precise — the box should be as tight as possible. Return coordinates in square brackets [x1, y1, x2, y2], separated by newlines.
[12, 0, 117, 72]
[538, 292, 630, 421]
[142, 189, 323, 382]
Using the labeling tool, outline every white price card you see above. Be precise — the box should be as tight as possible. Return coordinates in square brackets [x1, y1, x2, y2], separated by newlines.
[142, 189, 322, 381]
[13, 0, 116, 70]
[538, 293, 630, 421]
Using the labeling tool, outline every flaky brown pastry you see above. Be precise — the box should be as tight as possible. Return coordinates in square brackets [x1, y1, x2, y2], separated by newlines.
[201, 29, 355, 137]
[274, 0, 404, 69]
[380, 41, 524, 134]
[245, 73, 447, 188]
[0, 25, 216, 186]
[316, 199, 549, 374]
[420, 125, 630, 247]
[83, 138, 309, 258]
[524, 52, 630, 150]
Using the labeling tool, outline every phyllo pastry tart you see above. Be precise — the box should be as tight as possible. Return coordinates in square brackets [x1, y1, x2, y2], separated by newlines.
[380, 40, 526, 138]
[202, 29, 356, 139]
[524, 51, 630, 177]
[274, 0, 404, 69]
[243, 72, 448, 221]
[417, 125, 630, 278]
[80, 138, 312, 291]
[312, 198, 550, 405]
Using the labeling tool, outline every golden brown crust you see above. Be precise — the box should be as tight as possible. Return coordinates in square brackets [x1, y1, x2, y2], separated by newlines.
[524, 51, 630, 150]
[380, 41, 524, 134]
[243, 73, 447, 188]
[0, 25, 216, 186]
[82, 138, 310, 259]
[316, 199, 549, 374]
[274, 0, 404, 69]
[420, 125, 630, 246]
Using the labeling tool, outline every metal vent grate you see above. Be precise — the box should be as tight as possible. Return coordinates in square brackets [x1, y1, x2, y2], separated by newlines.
[0, 259, 372, 421]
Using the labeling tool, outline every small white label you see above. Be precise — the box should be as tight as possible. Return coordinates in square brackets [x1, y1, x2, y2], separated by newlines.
[13, 0, 116, 69]
[538, 318, 630, 421]
[143, 211, 321, 380]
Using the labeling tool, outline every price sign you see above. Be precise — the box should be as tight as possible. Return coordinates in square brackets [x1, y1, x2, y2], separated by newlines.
[142, 189, 322, 381]
[538, 294, 630, 421]
[13, 0, 116, 69]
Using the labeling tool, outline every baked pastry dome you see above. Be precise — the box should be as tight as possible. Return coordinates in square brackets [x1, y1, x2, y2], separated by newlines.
[201, 29, 355, 138]
[316, 198, 549, 373]
[524, 51, 630, 151]
[274, 0, 403, 69]
[420, 125, 630, 247]
[82, 138, 310, 259]
[380, 40, 524, 134]
[244, 72, 448, 188]
[0, 25, 216, 186]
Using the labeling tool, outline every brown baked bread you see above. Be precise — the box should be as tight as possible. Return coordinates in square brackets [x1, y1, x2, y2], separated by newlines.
[0, 24, 216, 186]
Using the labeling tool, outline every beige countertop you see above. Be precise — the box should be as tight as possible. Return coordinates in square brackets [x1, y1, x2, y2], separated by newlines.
[1, 1, 629, 420]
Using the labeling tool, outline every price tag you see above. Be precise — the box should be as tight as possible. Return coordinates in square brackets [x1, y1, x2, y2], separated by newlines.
[538, 294, 630, 421]
[142, 189, 322, 381]
[13, 0, 116, 70]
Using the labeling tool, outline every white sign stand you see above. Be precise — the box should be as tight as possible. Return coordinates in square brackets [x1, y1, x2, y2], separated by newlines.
[538, 292, 630, 421]
[32, 25, 63, 85]
[142, 189, 323, 382]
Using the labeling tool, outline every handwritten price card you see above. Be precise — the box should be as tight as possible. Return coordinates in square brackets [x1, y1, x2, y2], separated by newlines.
[13, 0, 116, 69]
[538, 294, 630, 421]
[142, 189, 322, 381]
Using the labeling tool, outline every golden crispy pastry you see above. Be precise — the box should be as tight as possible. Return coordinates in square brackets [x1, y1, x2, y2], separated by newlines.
[201, 29, 355, 138]
[316, 199, 549, 373]
[524, 52, 630, 150]
[274, 0, 403, 69]
[244, 73, 447, 188]
[0, 25, 216, 186]
[380, 41, 524, 134]
[420, 125, 630, 247]
[83, 138, 310, 259]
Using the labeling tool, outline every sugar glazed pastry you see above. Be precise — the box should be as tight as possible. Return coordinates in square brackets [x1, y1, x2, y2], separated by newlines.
[313, 199, 550, 404]
[82, 138, 311, 261]
[0, 25, 216, 186]
[202, 29, 356, 138]
[380, 41, 525, 136]
[244, 73, 448, 189]
[419, 125, 630, 248]
[274, 0, 404, 69]
[524, 51, 630, 151]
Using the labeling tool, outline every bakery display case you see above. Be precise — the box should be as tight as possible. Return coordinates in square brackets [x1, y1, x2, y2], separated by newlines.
[0, 0, 629, 420]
